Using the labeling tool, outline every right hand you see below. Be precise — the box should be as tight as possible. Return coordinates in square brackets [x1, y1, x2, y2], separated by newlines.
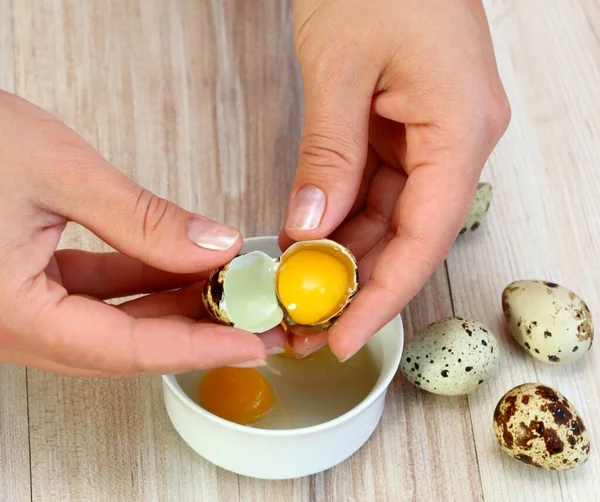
[0, 91, 284, 377]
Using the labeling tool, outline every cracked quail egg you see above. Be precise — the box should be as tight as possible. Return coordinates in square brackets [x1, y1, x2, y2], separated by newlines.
[502, 280, 594, 364]
[459, 182, 492, 235]
[493, 383, 591, 471]
[202, 239, 358, 335]
[400, 317, 500, 396]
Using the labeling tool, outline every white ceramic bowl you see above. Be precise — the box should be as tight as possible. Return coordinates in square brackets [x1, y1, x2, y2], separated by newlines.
[162, 236, 404, 480]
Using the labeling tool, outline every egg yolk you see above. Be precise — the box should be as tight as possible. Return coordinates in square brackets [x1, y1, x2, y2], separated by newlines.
[276, 250, 349, 325]
[199, 367, 274, 425]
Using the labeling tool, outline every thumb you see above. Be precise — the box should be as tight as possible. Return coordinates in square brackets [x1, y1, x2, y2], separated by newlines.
[284, 67, 372, 240]
[45, 146, 242, 274]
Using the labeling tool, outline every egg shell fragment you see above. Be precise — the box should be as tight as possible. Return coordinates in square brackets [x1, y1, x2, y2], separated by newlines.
[202, 262, 233, 327]
[493, 383, 591, 471]
[502, 280, 594, 364]
[459, 182, 492, 235]
[202, 251, 283, 334]
[400, 317, 500, 396]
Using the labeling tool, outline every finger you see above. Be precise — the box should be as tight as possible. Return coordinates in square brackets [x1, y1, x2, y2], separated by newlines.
[38, 129, 242, 273]
[0, 349, 131, 378]
[368, 115, 408, 171]
[343, 146, 382, 222]
[277, 231, 295, 254]
[28, 289, 267, 374]
[283, 59, 376, 240]
[330, 165, 406, 260]
[329, 158, 481, 361]
[120, 288, 286, 352]
[117, 282, 206, 319]
[355, 232, 393, 287]
[257, 326, 287, 355]
[277, 146, 381, 253]
[55, 250, 208, 300]
[288, 331, 329, 358]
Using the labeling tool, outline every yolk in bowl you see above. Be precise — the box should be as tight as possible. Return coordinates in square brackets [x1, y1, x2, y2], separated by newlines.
[199, 367, 274, 425]
[276, 250, 349, 325]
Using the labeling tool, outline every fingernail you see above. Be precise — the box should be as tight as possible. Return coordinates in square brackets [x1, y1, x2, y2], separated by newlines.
[228, 359, 267, 368]
[267, 346, 285, 356]
[339, 347, 360, 363]
[296, 341, 327, 359]
[286, 185, 326, 231]
[187, 218, 240, 251]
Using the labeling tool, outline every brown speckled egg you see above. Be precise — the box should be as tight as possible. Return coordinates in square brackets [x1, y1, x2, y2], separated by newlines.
[459, 182, 492, 235]
[493, 383, 591, 471]
[502, 280, 594, 364]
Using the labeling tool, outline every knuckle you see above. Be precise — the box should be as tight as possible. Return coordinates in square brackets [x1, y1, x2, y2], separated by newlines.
[362, 204, 389, 228]
[133, 188, 174, 243]
[299, 131, 359, 175]
[399, 225, 448, 270]
[127, 318, 144, 374]
[482, 93, 512, 141]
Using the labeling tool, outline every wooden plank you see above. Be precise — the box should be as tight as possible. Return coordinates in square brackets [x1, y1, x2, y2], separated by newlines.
[0, 1, 32, 501]
[0, 366, 31, 502]
[446, 1, 600, 500]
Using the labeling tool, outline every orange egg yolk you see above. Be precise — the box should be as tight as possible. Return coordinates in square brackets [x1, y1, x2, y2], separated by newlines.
[276, 250, 349, 325]
[199, 367, 274, 425]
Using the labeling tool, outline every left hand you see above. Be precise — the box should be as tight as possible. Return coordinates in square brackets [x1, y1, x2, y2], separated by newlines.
[281, 0, 511, 360]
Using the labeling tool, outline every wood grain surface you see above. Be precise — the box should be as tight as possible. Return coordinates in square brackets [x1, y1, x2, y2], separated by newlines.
[0, 1, 599, 501]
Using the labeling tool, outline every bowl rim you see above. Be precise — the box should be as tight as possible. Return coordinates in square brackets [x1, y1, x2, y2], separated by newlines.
[161, 235, 404, 437]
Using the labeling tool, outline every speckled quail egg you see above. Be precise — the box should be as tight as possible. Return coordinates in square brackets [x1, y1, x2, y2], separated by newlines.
[400, 317, 500, 396]
[493, 383, 591, 471]
[459, 182, 492, 235]
[202, 239, 358, 335]
[502, 280, 594, 364]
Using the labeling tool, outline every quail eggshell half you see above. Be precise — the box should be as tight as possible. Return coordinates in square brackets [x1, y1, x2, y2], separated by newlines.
[400, 317, 500, 396]
[275, 239, 358, 336]
[202, 251, 283, 334]
[502, 280, 594, 364]
[459, 182, 492, 235]
[493, 383, 591, 470]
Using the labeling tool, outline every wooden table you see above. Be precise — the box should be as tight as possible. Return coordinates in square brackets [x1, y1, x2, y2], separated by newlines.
[1, 1, 599, 500]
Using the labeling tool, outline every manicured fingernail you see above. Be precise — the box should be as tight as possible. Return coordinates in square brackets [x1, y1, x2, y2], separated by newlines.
[228, 359, 267, 368]
[187, 218, 240, 251]
[296, 341, 327, 359]
[267, 346, 285, 356]
[286, 185, 326, 231]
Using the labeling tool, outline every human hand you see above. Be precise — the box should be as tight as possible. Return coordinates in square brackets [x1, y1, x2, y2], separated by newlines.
[282, 0, 511, 359]
[0, 91, 284, 377]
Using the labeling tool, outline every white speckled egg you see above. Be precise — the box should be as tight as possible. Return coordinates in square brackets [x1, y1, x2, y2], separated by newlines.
[400, 317, 500, 396]
[493, 383, 591, 471]
[459, 182, 492, 235]
[502, 280, 594, 364]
